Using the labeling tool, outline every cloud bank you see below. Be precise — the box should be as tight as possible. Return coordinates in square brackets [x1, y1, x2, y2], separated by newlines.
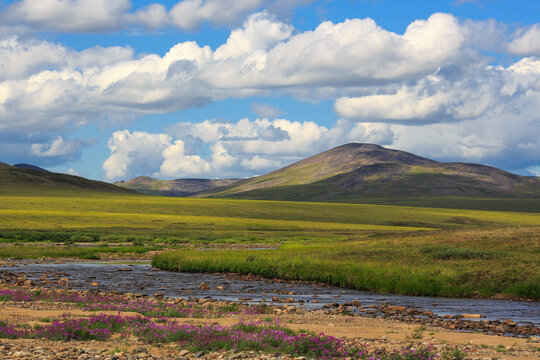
[0, 0, 313, 32]
[103, 118, 395, 180]
[0, 8, 539, 176]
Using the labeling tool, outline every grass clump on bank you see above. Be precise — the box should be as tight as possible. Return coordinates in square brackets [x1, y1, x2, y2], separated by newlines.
[0, 245, 161, 259]
[419, 245, 501, 260]
[153, 226, 540, 300]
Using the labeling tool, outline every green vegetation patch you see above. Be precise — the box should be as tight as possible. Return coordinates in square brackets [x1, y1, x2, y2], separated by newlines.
[0, 245, 160, 259]
[153, 226, 540, 300]
[419, 245, 502, 260]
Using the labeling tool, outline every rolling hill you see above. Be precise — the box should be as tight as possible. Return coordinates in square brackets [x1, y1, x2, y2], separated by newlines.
[0, 162, 135, 195]
[198, 144, 540, 208]
[114, 176, 242, 196]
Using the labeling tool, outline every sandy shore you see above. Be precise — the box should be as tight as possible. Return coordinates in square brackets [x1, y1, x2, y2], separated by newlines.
[0, 290, 538, 360]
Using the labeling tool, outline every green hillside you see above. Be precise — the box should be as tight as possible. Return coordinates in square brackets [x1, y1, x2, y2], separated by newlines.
[0, 162, 135, 196]
[198, 144, 540, 210]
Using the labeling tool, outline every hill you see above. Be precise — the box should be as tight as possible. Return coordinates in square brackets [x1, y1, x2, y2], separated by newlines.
[0, 163, 135, 196]
[198, 143, 540, 207]
[115, 176, 242, 196]
[13, 163, 49, 172]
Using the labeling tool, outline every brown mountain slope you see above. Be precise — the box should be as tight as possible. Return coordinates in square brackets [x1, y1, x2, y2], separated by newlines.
[203, 143, 437, 197]
[198, 143, 540, 201]
[0, 163, 135, 195]
[115, 176, 242, 196]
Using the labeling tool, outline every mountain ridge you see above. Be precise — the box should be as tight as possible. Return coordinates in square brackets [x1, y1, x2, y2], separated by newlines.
[197, 143, 540, 201]
[114, 176, 242, 196]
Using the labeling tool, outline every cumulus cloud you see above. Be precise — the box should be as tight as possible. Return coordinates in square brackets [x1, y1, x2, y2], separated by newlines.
[0, 12, 482, 135]
[335, 58, 540, 124]
[30, 135, 84, 157]
[240, 155, 281, 170]
[507, 24, 540, 56]
[1, 0, 132, 33]
[103, 118, 396, 180]
[168, 0, 263, 30]
[1, 10, 540, 175]
[102, 130, 172, 180]
[0, 132, 88, 167]
[0, 0, 312, 33]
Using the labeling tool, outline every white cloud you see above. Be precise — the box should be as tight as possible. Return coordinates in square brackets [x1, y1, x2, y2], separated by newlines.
[205, 12, 468, 90]
[0, 12, 519, 135]
[507, 24, 540, 56]
[335, 58, 540, 124]
[160, 140, 211, 177]
[1, 11, 540, 175]
[169, 0, 264, 31]
[241, 155, 281, 170]
[1, 0, 132, 33]
[0, 0, 311, 33]
[104, 117, 396, 180]
[131, 3, 168, 30]
[213, 11, 292, 60]
[251, 103, 283, 118]
[102, 130, 172, 180]
[66, 167, 80, 176]
[527, 166, 540, 177]
[30, 135, 83, 157]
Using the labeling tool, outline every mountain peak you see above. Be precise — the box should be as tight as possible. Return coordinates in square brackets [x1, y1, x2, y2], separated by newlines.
[199, 143, 540, 200]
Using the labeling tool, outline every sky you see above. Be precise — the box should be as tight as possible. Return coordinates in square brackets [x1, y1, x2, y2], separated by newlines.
[1, 0, 539, 181]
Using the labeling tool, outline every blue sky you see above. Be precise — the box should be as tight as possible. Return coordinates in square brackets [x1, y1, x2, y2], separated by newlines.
[0, 0, 539, 180]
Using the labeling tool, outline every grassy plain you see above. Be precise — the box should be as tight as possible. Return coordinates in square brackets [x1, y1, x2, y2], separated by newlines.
[0, 192, 538, 299]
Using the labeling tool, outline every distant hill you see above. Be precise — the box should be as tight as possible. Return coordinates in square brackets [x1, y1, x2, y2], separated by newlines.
[0, 163, 135, 195]
[197, 144, 540, 205]
[13, 163, 49, 172]
[115, 176, 242, 196]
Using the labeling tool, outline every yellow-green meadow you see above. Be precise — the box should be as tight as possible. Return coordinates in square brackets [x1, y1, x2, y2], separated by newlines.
[1, 192, 538, 299]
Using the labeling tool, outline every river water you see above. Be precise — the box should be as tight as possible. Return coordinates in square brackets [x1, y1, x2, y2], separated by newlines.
[2, 261, 538, 326]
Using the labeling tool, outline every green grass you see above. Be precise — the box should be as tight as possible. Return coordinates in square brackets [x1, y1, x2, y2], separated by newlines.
[153, 226, 540, 299]
[0, 245, 161, 259]
[0, 191, 539, 299]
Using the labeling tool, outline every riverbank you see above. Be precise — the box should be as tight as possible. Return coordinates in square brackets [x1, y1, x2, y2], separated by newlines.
[0, 283, 538, 360]
[152, 226, 540, 300]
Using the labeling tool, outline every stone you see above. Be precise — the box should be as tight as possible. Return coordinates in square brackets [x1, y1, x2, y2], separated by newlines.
[131, 347, 148, 354]
[286, 305, 296, 313]
[462, 314, 483, 319]
[199, 282, 210, 290]
[178, 350, 190, 357]
[12, 351, 29, 357]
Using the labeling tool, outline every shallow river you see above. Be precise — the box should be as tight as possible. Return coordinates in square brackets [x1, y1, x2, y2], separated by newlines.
[2, 261, 538, 326]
